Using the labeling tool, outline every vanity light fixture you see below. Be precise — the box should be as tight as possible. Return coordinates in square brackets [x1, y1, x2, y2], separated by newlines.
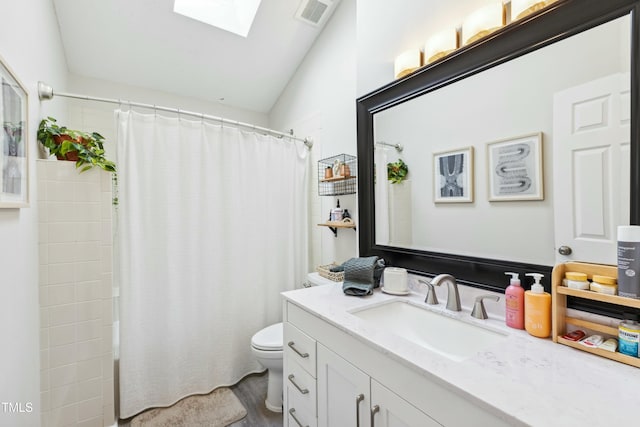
[510, 0, 555, 21]
[424, 28, 459, 65]
[394, 49, 422, 79]
[462, 2, 506, 46]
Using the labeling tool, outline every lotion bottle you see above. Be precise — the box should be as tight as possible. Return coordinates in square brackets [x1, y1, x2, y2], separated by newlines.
[524, 273, 551, 338]
[505, 272, 524, 329]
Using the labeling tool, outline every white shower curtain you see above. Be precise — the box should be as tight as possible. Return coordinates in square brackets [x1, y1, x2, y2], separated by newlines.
[115, 110, 309, 417]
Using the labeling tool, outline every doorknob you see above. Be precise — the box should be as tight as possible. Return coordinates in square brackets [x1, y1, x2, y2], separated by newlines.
[558, 246, 572, 256]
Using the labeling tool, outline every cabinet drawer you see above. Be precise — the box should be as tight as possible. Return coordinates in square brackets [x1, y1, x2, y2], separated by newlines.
[286, 359, 317, 416]
[284, 322, 317, 377]
[287, 404, 317, 427]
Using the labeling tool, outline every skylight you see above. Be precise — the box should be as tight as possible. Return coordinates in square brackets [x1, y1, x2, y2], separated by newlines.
[173, 0, 262, 37]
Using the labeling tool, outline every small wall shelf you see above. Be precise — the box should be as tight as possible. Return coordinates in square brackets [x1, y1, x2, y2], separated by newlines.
[318, 154, 357, 196]
[552, 261, 640, 369]
[318, 221, 356, 237]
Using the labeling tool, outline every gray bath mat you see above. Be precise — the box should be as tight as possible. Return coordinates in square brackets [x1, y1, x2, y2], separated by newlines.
[131, 387, 247, 427]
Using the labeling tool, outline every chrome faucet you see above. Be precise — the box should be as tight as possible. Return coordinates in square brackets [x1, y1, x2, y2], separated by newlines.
[430, 274, 461, 311]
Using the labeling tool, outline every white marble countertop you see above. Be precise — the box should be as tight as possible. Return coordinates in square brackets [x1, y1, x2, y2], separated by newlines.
[282, 281, 640, 427]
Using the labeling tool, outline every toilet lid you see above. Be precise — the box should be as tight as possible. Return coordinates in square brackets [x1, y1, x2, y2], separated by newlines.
[251, 322, 283, 351]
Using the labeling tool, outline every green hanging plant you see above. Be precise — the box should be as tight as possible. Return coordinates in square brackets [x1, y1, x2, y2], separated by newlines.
[387, 159, 409, 184]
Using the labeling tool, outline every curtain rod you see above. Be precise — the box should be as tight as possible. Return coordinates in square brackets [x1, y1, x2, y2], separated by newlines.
[37, 81, 313, 148]
[376, 141, 403, 152]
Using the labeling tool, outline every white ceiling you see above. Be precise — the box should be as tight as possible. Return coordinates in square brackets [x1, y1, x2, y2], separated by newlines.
[52, 0, 339, 113]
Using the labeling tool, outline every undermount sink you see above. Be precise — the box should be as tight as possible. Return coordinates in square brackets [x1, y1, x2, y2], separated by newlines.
[350, 300, 507, 362]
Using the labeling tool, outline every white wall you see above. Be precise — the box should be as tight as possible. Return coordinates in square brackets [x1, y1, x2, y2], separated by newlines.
[0, 1, 69, 426]
[270, 0, 358, 269]
[356, 0, 498, 96]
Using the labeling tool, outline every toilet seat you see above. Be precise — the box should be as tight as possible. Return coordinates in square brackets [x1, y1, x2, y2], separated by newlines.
[251, 322, 283, 351]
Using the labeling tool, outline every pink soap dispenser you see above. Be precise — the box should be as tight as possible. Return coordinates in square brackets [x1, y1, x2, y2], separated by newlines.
[505, 272, 524, 329]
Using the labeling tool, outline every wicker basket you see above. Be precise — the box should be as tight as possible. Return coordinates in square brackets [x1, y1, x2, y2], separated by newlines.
[316, 263, 345, 282]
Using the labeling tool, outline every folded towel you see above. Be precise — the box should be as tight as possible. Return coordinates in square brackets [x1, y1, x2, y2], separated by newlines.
[342, 256, 385, 296]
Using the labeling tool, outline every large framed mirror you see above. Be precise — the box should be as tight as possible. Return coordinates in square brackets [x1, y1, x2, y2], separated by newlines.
[356, 0, 640, 314]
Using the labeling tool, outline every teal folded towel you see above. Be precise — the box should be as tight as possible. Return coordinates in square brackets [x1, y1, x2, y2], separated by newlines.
[341, 256, 385, 296]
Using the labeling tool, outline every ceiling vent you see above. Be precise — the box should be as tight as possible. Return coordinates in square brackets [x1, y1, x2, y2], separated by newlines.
[295, 0, 335, 27]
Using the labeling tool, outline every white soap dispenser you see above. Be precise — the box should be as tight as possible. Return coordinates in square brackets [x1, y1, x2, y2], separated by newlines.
[524, 273, 551, 338]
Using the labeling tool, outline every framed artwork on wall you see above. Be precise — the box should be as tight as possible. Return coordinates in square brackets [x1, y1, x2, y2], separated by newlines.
[487, 133, 543, 201]
[0, 54, 28, 208]
[433, 146, 474, 203]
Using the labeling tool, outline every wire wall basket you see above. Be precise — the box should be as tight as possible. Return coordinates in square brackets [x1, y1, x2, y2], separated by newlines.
[318, 153, 357, 196]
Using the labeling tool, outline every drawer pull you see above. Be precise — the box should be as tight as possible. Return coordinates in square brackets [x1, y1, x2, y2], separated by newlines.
[371, 404, 380, 427]
[356, 394, 364, 427]
[288, 374, 309, 395]
[289, 408, 309, 427]
[287, 341, 309, 358]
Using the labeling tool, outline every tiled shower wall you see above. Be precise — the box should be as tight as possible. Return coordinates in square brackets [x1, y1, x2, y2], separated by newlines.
[37, 160, 115, 427]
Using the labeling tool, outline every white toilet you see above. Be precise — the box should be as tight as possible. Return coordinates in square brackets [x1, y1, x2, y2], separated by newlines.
[251, 322, 283, 412]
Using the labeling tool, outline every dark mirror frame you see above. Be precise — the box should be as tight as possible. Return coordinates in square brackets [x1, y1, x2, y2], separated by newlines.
[356, 0, 640, 316]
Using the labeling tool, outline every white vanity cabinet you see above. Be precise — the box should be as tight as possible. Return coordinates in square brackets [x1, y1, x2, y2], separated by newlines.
[317, 343, 440, 427]
[283, 300, 514, 427]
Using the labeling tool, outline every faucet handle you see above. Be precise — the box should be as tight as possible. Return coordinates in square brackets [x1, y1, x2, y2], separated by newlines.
[418, 279, 438, 305]
[471, 295, 500, 320]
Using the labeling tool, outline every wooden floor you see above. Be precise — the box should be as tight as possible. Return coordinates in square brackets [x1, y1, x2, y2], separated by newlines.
[229, 372, 283, 427]
[118, 371, 282, 427]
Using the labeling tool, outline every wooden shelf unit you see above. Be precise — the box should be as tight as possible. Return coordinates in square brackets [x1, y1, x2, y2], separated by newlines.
[317, 221, 356, 237]
[552, 261, 640, 368]
[319, 175, 356, 183]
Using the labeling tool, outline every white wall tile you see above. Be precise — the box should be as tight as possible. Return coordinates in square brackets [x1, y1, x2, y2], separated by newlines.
[75, 262, 101, 282]
[75, 242, 100, 262]
[75, 320, 101, 342]
[48, 202, 76, 223]
[49, 364, 77, 388]
[48, 284, 76, 306]
[76, 281, 102, 302]
[41, 391, 51, 412]
[50, 403, 77, 427]
[101, 300, 112, 325]
[40, 244, 49, 266]
[76, 358, 102, 382]
[40, 265, 49, 286]
[49, 304, 76, 327]
[39, 160, 114, 426]
[74, 202, 101, 222]
[48, 264, 75, 286]
[74, 182, 101, 203]
[49, 325, 76, 347]
[48, 223, 77, 243]
[49, 343, 76, 368]
[102, 379, 114, 408]
[76, 339, 102, 362]
[76, 222, 101, 242]
[41, 370, 50, 392]
[76, 378, 102, 401]
[101, 353, 113, 380]
[50, 384, 77, 409]
[49, 243, 77, 264]
[103, 404, 115, 427]
[77, 397, 102, 422]
[41, 349, 49, 371]
[40, 308, 50, 329]
[47, 181, 75, 203]
[77, 416, 102, 427]
[76, 301, 101, 322]
[100, 246, 112, 274]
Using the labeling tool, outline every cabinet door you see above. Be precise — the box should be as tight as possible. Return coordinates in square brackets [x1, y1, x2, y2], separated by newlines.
[317, 343, 371, 427]
[370, 380, 441, 427]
